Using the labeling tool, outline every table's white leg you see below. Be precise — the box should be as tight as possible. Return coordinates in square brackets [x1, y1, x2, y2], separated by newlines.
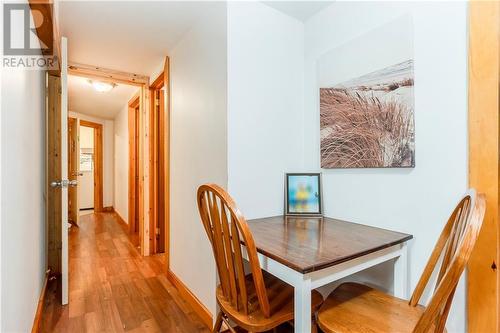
[393, 243, 409, 299]
[294, 278, 312, 333]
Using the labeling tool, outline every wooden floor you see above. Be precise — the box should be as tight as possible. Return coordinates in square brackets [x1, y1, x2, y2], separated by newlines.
[40, 212, 210, 333]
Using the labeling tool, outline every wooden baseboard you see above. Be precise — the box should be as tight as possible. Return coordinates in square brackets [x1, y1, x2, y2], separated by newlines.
[102, 206, 114, 212]
[31, 269, 50, 333]
[167, 269, 212, 328]
[114, 211, 129, 232]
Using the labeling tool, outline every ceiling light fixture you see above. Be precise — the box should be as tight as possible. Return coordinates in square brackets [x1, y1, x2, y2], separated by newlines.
[88, 80, 116, 93]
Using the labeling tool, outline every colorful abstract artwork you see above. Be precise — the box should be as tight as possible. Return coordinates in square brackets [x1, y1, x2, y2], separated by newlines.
[286, 173, 322, 215]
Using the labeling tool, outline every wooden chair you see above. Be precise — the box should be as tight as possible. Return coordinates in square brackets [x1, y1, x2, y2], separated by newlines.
[317, 190, 486, 333]
[197, 184, 323, 333]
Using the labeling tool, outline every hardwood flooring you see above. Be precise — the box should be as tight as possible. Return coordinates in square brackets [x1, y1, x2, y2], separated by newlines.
[40, 212, 209, 333]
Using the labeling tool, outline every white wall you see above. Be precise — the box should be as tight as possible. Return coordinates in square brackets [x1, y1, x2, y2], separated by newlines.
[227, 2, 305, 219]
[1, 68, 46, 332]
[113, 104, 129, 222]
[169, 2, 227, 315]
[69, 111, 114, 208]
[303, 2, 468, 332]
[79, 126, 94, 209]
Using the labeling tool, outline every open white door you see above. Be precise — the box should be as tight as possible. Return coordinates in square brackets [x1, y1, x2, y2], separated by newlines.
[61, 36, 69, 305]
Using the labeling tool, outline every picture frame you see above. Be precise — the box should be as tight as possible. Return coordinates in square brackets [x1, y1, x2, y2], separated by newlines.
[285, 173, 323, 216]
[318, 16, 415, 169]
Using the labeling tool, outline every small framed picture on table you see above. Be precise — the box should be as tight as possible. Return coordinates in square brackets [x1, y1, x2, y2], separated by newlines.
[285, 173, 323, 216]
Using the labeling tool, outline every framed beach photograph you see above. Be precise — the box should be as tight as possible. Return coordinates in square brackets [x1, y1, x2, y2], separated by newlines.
[318, 15, 415, 169]
[285, 173, 323, 216]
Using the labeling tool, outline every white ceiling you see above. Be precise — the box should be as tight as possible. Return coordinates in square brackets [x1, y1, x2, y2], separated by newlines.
[262, 1, 333, 22]
[61, 2, 212, 120]
[59, 1, 213, 76]
[61, 1, 333, 120]
[68, 75, 138, 120]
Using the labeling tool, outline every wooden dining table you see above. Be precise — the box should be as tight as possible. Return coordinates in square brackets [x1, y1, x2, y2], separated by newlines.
[243, 215, 413, 333]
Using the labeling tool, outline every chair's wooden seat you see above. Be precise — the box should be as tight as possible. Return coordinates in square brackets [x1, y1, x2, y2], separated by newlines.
[317, 191, 485, 333]
[318, 282, 443, 333]
[217, 271, 323, 332]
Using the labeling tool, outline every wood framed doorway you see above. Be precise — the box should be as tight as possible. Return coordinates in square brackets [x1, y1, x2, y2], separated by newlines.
[128, 93, 142, 248]
[69, 62, 152, 256]
[79, 120, 104, 213]
[149, 57, 170, 260]
[467, 1, 499, 332]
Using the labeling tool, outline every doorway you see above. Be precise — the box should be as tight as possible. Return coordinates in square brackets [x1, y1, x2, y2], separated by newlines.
[126, 61, 170, 257]
[67, 117, 104, 225]
[79, 120, 103, 214]
[149, 62, 170, 256]
[79, 125, 94, 213]
[80, 120, 103, 213]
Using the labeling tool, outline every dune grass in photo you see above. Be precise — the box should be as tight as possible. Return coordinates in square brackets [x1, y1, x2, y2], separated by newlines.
[320, 60, 415, 168]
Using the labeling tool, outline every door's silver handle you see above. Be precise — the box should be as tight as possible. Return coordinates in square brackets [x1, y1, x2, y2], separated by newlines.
[50, 179, 78, 188]
[50, 180, 62, 188]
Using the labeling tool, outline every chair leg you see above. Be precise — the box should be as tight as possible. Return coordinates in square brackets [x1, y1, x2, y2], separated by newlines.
[312, 314, 318, 333]
[213, 311, 223, 333]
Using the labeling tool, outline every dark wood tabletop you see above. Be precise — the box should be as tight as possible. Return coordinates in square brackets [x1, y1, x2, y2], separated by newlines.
[246, 216, 413, 274]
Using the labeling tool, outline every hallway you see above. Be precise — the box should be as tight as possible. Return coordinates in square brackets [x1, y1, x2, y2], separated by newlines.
[40, 212, 209, 332]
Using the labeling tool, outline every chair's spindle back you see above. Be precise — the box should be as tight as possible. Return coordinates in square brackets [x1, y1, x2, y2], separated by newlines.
[197, 184, 271, 318]
[409, 190, 486, 333]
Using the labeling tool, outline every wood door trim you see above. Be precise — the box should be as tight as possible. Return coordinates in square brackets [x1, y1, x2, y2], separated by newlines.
[150, 72, 164, 89]
[79, 120, 104, 213]
[149, 87, 165, 255]
[149, 89, 157, 254]
[157, 89, 166, 254]
[129, 92, 140, 108]
[128, 94, 139, 240]
[467, 1, 500, 332]
[28, 1, 61, 74]
[164, 57, 170, 267]
[68, 62, 148, 86]
[148, 56, 170, 266]
[149, 79, 161, 255]
[128, 90, 152, 256]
